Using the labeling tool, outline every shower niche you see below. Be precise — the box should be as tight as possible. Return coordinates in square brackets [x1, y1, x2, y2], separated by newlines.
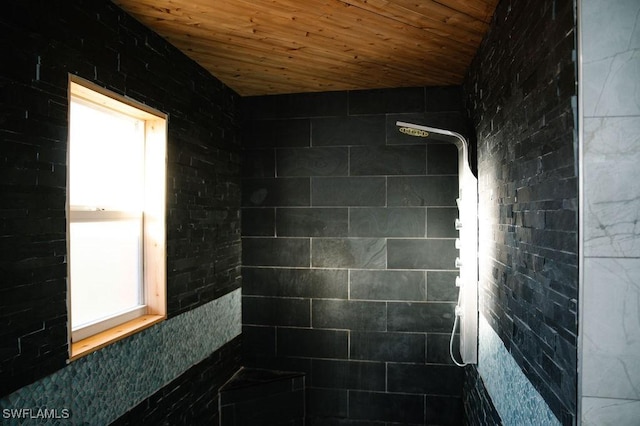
[397, 121, 478, 365]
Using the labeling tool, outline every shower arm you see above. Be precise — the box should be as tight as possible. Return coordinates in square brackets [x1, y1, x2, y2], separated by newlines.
[395, 121, 473, 172]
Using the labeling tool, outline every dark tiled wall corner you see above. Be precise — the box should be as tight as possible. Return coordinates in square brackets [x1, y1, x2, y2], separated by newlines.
[113, 336, 242, 425]
[464, 0, 578, 423]
[219, 368, 305, 426]
[241, 87, 469, 425]
[1, 0, 241, 400]
[463, 366, 503, 426]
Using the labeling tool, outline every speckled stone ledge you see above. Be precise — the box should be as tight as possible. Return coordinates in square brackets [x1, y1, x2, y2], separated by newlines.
[0, 289, 241, 425]
[477, 313, 560, 426]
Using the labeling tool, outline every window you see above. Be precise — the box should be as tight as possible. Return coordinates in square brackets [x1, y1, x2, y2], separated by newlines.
[67, 77, 167, 360]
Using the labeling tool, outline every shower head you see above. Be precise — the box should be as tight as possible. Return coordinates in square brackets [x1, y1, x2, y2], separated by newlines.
[396, 120, 476, 179]
[396, 121, 465, 145]
[398, 125, 430, 138]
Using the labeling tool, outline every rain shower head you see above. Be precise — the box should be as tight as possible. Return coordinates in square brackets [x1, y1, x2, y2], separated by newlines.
[398, 125, 430, 138]
[396, 121, 460, 143]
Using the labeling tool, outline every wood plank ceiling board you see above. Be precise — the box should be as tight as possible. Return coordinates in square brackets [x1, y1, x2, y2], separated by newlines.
[112, 0, 500, 96]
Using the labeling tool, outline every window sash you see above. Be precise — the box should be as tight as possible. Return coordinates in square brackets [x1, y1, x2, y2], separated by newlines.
[72, 305, 147, 341]
[68, 210, 146, 339]
[69, 208, 143, 222]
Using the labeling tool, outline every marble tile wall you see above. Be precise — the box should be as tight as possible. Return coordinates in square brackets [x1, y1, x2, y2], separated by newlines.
[580, 0, 640, 423]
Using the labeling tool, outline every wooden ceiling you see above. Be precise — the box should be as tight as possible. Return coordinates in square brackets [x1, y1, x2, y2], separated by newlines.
[112, 0, 499, 96]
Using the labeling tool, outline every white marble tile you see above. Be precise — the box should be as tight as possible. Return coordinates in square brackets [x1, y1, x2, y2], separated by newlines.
[581, 0, 640, 63]
[582, 49, 640, 117]
[582, 258, 640, 399]
[582, 397, 640, 426]
[583, 117, 640, 257]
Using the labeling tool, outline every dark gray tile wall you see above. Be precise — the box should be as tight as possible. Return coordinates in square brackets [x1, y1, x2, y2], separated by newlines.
[241, 87, 469, 425]
[462, 366, 503, 426]
[464, 0, 578, 424]
[219, 368, 305, 426]
[1, 0, 241, 399]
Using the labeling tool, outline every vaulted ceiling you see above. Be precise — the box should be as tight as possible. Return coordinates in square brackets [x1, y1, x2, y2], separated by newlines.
[112, 0, 499, 96]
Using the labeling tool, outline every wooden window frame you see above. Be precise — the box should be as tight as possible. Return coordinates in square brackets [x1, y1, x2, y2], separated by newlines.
[67, 75, 167, 360]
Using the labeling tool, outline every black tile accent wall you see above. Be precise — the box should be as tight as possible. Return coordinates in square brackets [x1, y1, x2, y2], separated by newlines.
[219, 368, 305, 426]
[241, 87, 469, 425]
[1, 0, 241, 397]
[463, 366, 503, 426]
[464, 0, 578, 423]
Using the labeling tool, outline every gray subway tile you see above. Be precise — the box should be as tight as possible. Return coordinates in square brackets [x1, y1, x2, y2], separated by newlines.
[425, 86, 464, 112]
[277, 147, 348, 176]
[427, 144, 459, 175]
[348, 390, 425, 424]
[427, 271, 459, 302]
[277, 208, 348, 237]
[242, 177, 310, 207]
[312, 115, 385, 146]
[348, 87, 425, 115]
[277, 328, 348, 359]
[241, 208, 275, 236]
[349, 207, 425, 237]
[350, 145, 426, 176]
[312, 177, 386, 206]
[306, 388, 348, 418]
[242, 91, 348, 120]
[387, 364, 463, 396]
[427, 333, 459, 365]
[387, 239, 457, 270]
[244, 119, 310, 148]
[242, 237, 310, 267]
[427, 207, 458, 238]
[242, 296, 310, 327]
[350, 270, 426, 301]
[350, 331, 425, 362]
[426, 396, 464, 425]
[242, 325, 276, 362]
[242, 267, 348, 299]
[311, 359, 386, 391]
[243, 148, 275, 177]
[312, 299, 386, 331]
[388, 176, 458, 207]
[312, 238, 386, 269]
[387, 302, 456, 333]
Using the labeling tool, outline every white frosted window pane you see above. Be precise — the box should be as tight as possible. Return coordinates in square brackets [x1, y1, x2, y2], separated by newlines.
[69, 100, 145, 211]
[70, 220, 143, 329]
